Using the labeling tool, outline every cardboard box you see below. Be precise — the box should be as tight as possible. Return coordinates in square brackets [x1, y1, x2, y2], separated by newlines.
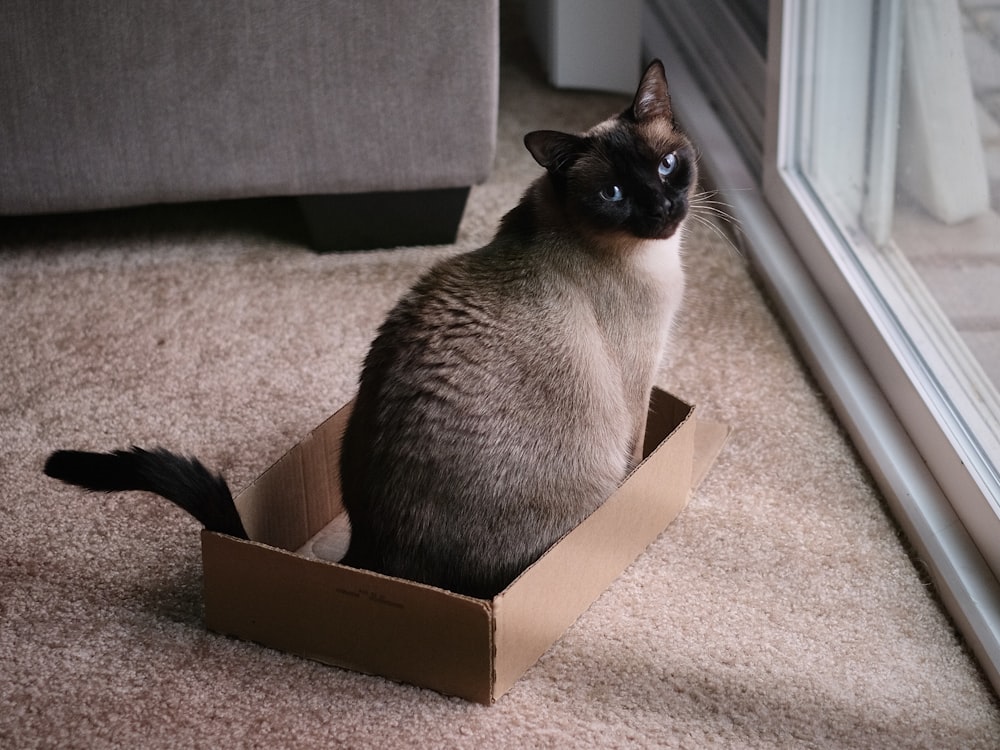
[201, 387, 728, 704]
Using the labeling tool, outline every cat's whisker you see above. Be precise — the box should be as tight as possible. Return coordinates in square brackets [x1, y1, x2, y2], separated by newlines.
[690, 192, 743, 233]
[693, 199, 737, 213]
[692, 201, 736, 218]
[693, 184, 754, 195]
[695, 213, 738, 233]
[688, 211, 745, 259]
[691, 191, 735, 210]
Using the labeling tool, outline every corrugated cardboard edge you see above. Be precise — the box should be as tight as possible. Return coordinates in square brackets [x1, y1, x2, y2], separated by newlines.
[691, 419, 731, 493]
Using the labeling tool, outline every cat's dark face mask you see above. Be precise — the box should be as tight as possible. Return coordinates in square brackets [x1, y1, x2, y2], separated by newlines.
[523, 59, 698, 243]
[570, 133, 696, 241]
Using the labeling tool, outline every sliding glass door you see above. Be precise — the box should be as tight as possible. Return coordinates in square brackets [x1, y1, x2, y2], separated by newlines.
[645, 0, 1000, 691]
[764, 0, 1000, 573]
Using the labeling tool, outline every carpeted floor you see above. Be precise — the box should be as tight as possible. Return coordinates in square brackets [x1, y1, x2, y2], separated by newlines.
[3, 12, 1000, 750]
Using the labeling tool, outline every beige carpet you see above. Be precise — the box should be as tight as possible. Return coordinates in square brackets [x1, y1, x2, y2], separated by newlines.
[3, 13, 1000, 749]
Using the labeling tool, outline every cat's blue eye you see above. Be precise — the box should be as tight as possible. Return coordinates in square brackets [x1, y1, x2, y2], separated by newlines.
[658, 152, 678, 180]
[600, 185, 624, 202]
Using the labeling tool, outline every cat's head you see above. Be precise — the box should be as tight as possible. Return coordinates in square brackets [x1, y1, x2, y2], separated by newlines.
[524, 60, 696, 244]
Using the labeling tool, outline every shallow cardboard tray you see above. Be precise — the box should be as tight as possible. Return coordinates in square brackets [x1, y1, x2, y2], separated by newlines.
[201, 387, 728, 704]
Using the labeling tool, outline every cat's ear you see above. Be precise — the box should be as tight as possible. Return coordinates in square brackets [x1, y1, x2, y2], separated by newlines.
[631, 59, 673, 122]
[524, 130, 586, 175]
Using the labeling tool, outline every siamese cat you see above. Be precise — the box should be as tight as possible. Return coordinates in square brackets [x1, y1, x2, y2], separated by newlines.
[45, 60, 698, 599]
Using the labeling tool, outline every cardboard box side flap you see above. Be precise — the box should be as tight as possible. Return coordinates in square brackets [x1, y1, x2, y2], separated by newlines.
[235, 403, 351, 550]
[202, 531, 496, 704]
[490, 391, 698, 701]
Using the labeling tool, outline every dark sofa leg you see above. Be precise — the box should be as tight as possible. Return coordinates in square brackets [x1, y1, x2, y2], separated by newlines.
[298, 187, 471, 252]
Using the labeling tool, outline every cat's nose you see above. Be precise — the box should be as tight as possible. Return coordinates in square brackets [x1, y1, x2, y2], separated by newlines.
[652, 198, 676, 224]
[663, 196, 687, 221]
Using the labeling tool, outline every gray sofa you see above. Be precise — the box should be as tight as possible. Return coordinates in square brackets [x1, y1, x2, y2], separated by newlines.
[0, 1, 499, 251]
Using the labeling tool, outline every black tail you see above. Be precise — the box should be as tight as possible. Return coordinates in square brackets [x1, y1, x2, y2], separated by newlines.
[43, 447, 248, 538]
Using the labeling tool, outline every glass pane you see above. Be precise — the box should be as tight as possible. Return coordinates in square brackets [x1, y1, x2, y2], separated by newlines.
[787, 0, 1000, 559]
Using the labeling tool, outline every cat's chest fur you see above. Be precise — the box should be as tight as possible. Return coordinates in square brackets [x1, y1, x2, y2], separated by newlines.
[636, 233, 686, 307]
[581, 231, 686, 384]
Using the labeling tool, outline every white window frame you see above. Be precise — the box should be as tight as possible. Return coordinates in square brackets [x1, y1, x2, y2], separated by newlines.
[643, 0, 1000, 694]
